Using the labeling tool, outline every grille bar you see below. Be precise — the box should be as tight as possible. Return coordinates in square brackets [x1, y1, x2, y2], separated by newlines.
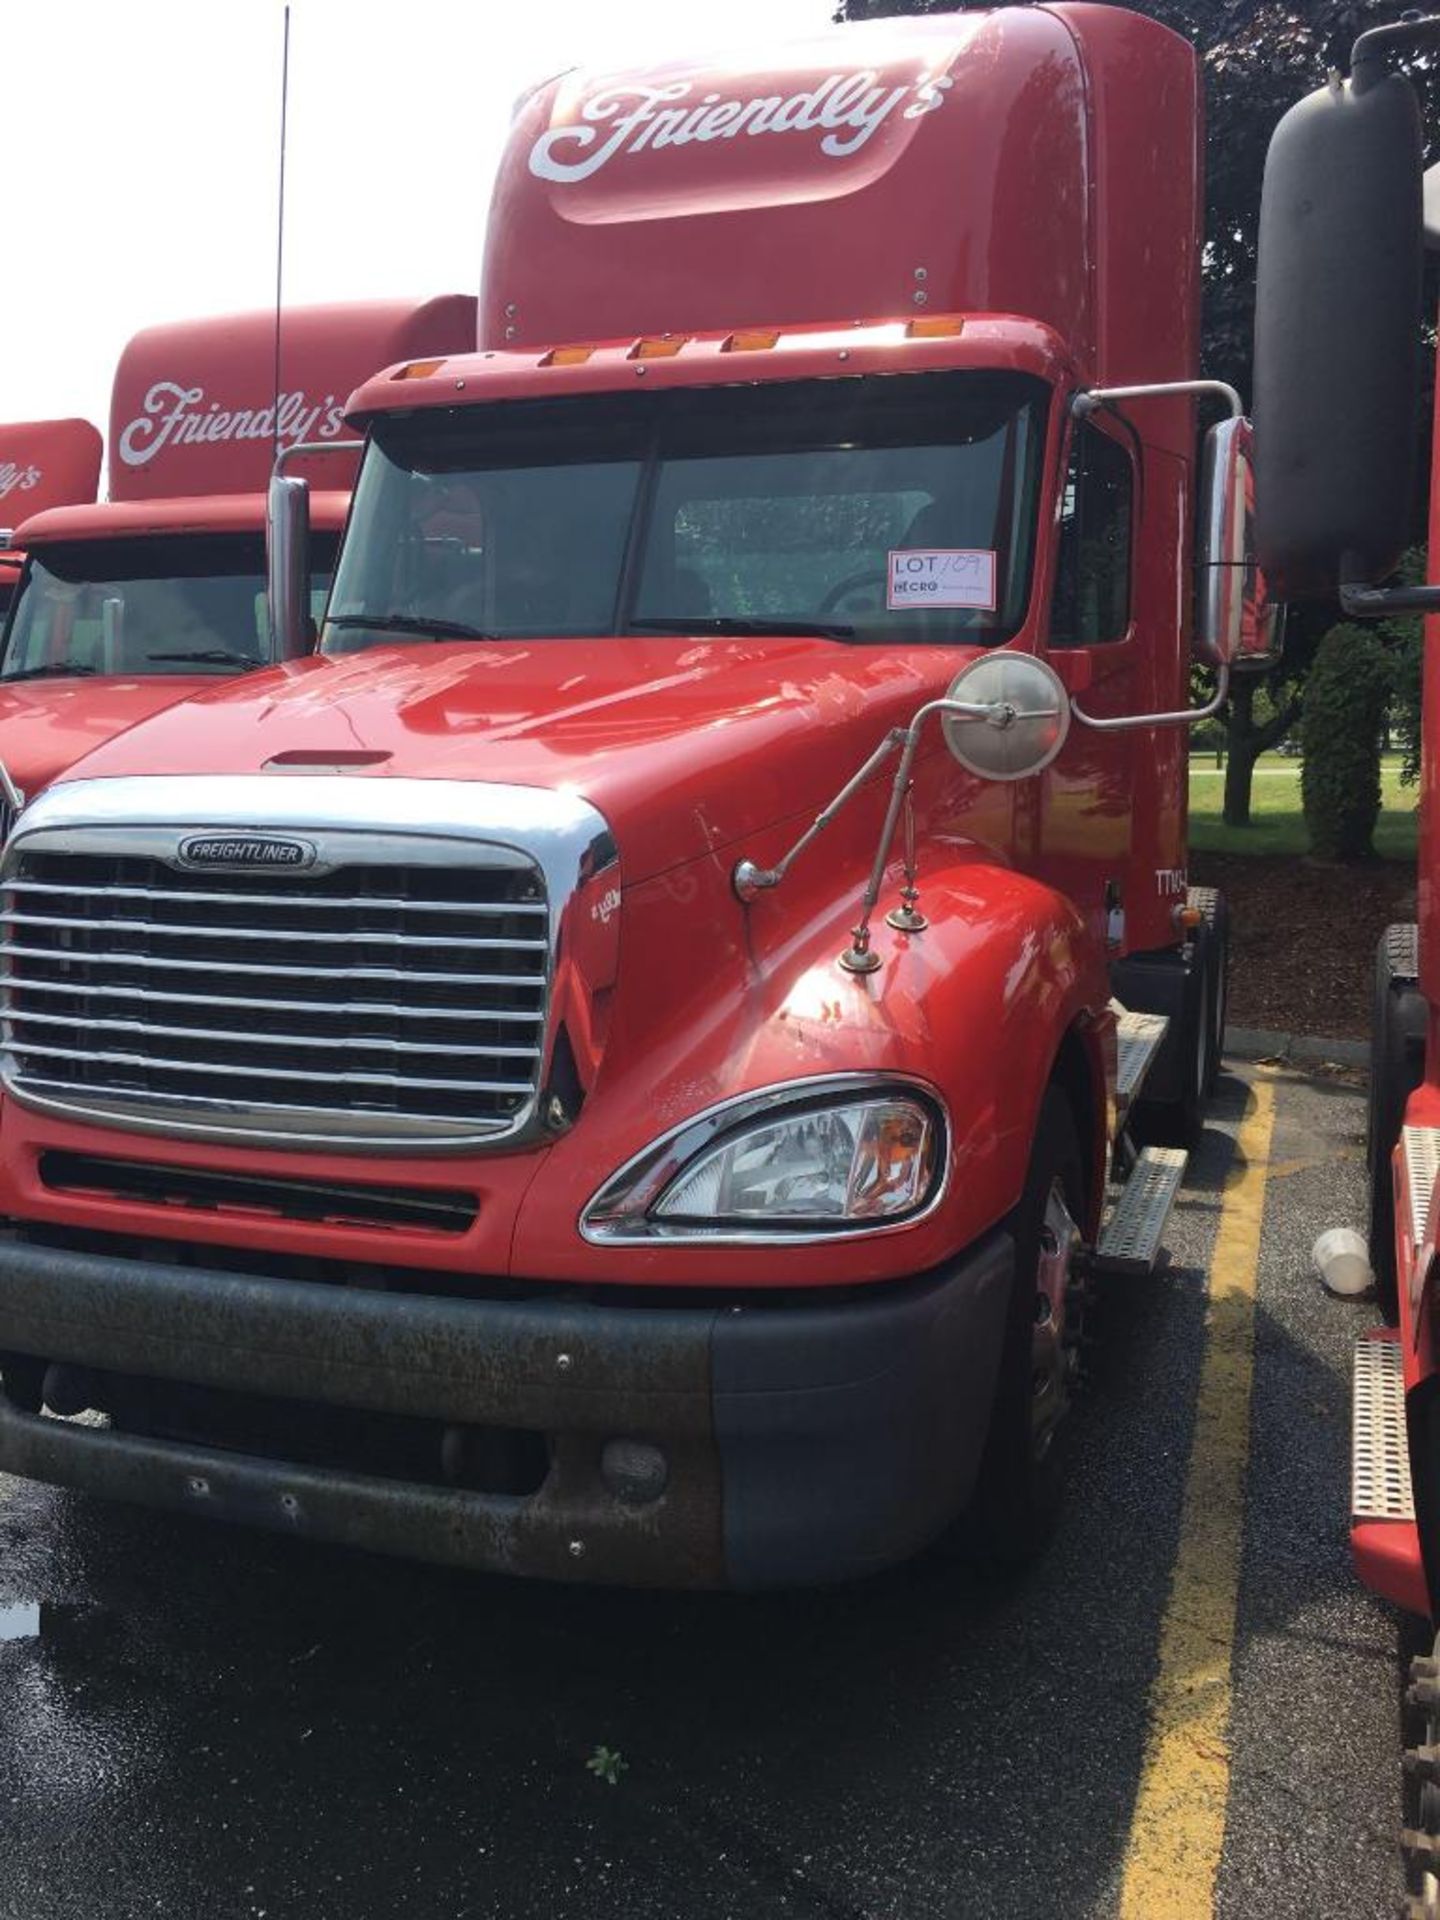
[1, 910, 547, 953]
[7, 1039, 533, 1094]
[5, 879, 548, 918]
[0, 977, 545, 1024]
[4, 943, 540, 989]
[6, 1008, 542, 1059]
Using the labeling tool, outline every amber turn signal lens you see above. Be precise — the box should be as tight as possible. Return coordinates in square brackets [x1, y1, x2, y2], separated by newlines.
[541, 344, 596, 366]
[392, 358, 446, 380]
[905, 315, 965, 339]
[721, 328, 781, 353]
[629, 335, 687, 359]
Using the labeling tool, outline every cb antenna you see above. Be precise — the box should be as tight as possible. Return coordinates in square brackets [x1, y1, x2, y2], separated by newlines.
[272, 4, 292, 468]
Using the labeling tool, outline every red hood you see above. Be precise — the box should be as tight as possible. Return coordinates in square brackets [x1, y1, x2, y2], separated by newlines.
[55, 638, 975, 880]
[0, 677, 215, 798]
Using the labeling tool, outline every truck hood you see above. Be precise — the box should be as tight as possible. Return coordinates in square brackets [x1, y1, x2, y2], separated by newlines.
[0, 675, 215, 800]
[55, 638, 973, 880]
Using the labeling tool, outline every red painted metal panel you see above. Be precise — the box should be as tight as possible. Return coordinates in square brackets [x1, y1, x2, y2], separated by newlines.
[107, 297, 476, 503]
[0, 419, 101, 526]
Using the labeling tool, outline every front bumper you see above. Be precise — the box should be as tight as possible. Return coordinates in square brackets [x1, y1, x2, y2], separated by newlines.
[0, 1229, 1011, 1589]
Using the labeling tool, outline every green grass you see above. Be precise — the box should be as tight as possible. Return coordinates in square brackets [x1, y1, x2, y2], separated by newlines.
[1187, 753, 1419, 859]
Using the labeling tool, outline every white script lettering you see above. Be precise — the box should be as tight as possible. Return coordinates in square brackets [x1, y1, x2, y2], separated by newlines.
[528, 68, 952, 183]
[117, 382, 345, 470]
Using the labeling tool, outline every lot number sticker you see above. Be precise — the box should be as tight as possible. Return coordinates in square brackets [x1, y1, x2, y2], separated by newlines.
[887, 547, 997, 611]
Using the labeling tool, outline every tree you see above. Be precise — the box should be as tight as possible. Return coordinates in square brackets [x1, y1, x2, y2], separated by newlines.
[835, 0, 1440, 824]
[1301, 622, 1393, 859]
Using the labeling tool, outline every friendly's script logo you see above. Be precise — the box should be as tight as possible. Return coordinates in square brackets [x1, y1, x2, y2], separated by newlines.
[0, 463, 42, 502]
[117, 384, 348, 470]
[528, 67, 953, 184]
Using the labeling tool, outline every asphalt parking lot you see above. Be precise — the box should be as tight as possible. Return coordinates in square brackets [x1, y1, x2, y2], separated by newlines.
[0, 1063, 1418, 1920]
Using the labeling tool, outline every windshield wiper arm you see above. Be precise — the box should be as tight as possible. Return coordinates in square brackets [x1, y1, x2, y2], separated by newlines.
[0, 662, 99, 682]
[146, 649, 264, 669]
[628, 615, 857, 640]
[327, 613, 502, 643]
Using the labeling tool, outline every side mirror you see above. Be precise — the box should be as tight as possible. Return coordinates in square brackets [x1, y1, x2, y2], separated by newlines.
[940, 652, 1070, 780]
[1253, 67, 1423, 599]
[266, 473, 312, 661]
[1196, 418, 1279, 672]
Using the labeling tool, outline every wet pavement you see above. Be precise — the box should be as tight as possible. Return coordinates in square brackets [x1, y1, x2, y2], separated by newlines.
[0, 1064, 1416, 1919]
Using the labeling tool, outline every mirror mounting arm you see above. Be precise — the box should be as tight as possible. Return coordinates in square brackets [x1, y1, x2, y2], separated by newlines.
[1340, 581, 1440, 617]
[1071, 662, 1231, 734]
[1072, 380, 1243, 422]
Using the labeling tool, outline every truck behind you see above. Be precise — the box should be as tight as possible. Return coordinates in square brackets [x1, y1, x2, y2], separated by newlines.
[0, 297, 476, 823]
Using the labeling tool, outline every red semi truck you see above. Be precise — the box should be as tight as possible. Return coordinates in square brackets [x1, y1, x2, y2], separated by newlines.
[0, 418, 102, 620]
[0, 6, 1270, 1588]
[0, 298, 475, 820]
[1252, 19, 1440, 1899]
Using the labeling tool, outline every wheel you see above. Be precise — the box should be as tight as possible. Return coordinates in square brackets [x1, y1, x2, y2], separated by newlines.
[962, 1087, 1086, 1564]
[1368, 924, 1425, 1323]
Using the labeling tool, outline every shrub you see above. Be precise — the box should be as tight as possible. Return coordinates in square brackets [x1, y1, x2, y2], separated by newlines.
[1300, 623, 1393, 861]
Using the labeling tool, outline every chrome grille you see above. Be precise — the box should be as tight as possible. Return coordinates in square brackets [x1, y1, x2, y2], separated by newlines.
[1, 841, 551, 1148]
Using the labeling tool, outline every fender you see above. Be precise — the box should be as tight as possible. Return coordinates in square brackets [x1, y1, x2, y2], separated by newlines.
[511, 841, 1111, 1286]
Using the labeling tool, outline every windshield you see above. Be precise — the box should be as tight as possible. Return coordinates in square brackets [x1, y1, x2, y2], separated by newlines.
[324, 372, 1047, 653]
[1, 532, 338, 680]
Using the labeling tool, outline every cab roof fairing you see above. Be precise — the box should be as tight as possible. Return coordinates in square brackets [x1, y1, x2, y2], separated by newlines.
[105, 296, 478, 506]
[475, 0, 1201, 457]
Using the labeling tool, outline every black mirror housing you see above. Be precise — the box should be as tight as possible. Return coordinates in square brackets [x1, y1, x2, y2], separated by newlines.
[1253, 69, 1423, 599]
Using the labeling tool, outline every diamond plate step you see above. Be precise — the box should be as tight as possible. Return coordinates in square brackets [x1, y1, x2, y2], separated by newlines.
[1094, 1144, 1187, 1276]
[1353, 1334, 1414, 1522]
[1115, 1007, 1169, 1113]
[1404, 1125, 1440, 1252]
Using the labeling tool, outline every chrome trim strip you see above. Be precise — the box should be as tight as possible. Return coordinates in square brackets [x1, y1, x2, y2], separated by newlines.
[4, 878, 550, 918]
[580, 1073, 950, 1247]
[0, 943, 543, 988]
[0, 910, 547, 952]
[2, 774, 616, 1154]
[10, 1079, 517, 1148]
[6, 1007, 543, 1058]
[0, 976, 544, 1023]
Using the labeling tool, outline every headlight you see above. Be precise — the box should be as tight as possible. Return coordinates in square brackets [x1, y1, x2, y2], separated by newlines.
[582, 1079, 945, 1243]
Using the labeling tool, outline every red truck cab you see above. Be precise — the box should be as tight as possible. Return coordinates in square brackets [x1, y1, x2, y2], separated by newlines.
[0, 6, 1264, 1588]
[0, 298, 475, 814]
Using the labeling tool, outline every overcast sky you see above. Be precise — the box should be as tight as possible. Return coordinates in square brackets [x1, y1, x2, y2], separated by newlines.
[4, 0, 836, 446]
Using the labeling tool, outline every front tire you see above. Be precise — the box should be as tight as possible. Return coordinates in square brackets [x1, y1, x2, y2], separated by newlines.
[963, 1087, 1086, 1564]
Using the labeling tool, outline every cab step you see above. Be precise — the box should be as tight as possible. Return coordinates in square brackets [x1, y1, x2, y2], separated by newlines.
[1093, 1144, 1187, 1276]
[1115, 1005, 1169, 1115]
[1352, 1332, 1414, 1523]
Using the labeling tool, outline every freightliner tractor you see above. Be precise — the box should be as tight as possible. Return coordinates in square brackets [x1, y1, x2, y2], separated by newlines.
[0, 417, 102, 622]
[0, 6, 1274, 1589]
[0, 297, 475, 830]
[1253, 16, 1440, 1905]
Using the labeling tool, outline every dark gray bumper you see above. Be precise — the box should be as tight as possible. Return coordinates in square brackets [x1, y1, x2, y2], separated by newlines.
[0, 1229, 1012, 1589]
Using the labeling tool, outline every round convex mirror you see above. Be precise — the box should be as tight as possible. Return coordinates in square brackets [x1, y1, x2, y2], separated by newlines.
[940, 652, 1070, 780]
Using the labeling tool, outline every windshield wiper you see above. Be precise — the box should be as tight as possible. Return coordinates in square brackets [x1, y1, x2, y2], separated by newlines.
[628, 615, 856, 640]
[327, 613, 502, 643]
[146, 649, 264, 670]
[0, 662, 99, 682]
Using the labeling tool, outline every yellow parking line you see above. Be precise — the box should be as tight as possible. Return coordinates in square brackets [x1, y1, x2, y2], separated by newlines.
[1117, 1072, 1278, 1920]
